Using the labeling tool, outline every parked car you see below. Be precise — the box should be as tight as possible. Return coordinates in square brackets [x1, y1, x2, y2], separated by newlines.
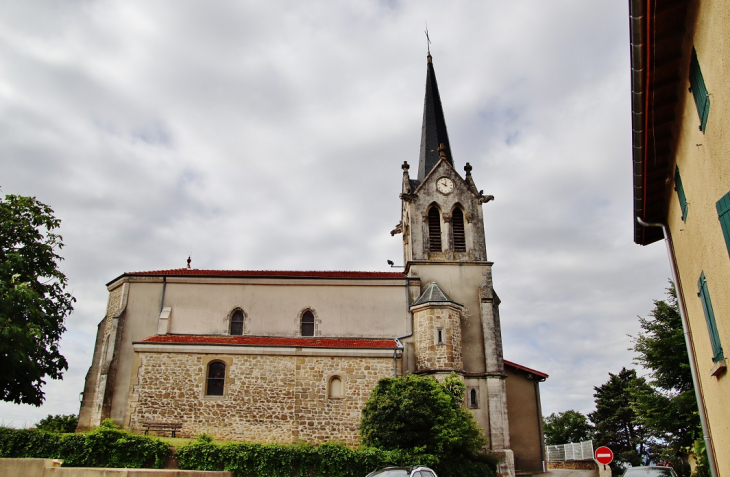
[622, 467, 678, 477]
[366, 466, 438, 477]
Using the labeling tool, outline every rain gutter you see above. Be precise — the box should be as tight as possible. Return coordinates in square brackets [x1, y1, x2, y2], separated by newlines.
[636, 217, 718, 477]
[630, 0, 648, 245]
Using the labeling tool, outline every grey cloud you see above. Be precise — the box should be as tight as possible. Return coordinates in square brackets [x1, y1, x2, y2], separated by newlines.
[0, 1, 671, 426]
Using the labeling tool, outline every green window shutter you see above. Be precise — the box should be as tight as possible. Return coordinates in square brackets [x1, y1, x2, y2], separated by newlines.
[675, 167, 688, 222]
[717, 191, 730, 259]
[690, 47, 710, 132]
[698, 272, 724, 363]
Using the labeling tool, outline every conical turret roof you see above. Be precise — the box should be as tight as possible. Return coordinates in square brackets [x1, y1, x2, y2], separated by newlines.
[418, 54, 453, 181]
[412, 281, 461, 307]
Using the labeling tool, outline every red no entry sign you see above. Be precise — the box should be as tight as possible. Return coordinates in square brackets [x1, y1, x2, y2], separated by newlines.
[595, 446, 614, 465]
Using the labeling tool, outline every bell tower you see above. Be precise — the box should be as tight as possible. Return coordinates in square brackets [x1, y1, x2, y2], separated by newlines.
[392, 53, 514, 477]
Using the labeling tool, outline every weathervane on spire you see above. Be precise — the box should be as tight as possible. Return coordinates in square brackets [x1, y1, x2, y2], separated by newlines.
[425, 24, 431, 55]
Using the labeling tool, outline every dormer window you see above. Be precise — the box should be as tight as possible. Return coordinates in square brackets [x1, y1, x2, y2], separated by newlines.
[301, 310, 315, 337]
[230, 310, 244, 336]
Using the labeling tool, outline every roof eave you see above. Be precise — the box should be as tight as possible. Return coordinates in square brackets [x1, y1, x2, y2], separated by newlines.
[629, 0, 691, 246]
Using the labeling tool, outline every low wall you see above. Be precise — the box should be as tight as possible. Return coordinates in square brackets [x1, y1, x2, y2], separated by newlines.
[0, 458, 62, 476]
[547, 461, 597, 470]
[0, 459, 233, 477]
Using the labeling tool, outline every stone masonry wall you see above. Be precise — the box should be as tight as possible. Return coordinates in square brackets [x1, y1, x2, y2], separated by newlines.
[88, 285, 126, 428]
[129, 352, 395, 446]
[107, 286, 124, 321]
[413, 307, 463, 373]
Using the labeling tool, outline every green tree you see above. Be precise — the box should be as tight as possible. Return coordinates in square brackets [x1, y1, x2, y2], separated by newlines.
[543, 410, 593, 445]
[589, 368, 653, 470]
[35, 414, 79, 433]
[0, 194, 75, 405]
[360, 373, 487, 458]
[632, 284, 700, 454]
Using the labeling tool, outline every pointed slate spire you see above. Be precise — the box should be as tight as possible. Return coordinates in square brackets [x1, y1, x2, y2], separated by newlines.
[418, 54, 453, 181]
[412, 281, 461, 307]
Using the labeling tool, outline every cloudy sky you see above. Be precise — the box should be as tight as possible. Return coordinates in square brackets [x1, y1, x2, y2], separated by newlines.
[1, 1, 672, 427]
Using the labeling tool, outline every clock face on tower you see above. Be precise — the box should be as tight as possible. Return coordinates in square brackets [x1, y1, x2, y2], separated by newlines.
[436, 177, 454, 195]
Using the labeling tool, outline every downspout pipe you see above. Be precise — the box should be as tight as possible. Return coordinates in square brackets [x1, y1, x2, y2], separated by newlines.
[395, 275, 416, 377]
[159, 276, 167, 315]
[636, 217, 718, 477]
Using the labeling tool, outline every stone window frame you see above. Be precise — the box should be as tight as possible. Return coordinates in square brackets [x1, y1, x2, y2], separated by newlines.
[200, 356, 234, 400]
[298, 307, 319, 337]
[434, 325, 445, 345]
[228, 307, 246, 336]
[467, 386, 479, 409]
[449, 203, 468, 253]
[327, 373, 345, 399]
[426, 203, 443, 253]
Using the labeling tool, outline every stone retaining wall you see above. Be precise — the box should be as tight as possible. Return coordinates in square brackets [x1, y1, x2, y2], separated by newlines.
[547, 460, 598, 470]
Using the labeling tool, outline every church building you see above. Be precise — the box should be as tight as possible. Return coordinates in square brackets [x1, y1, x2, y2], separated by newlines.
[77, 54, 548, 475]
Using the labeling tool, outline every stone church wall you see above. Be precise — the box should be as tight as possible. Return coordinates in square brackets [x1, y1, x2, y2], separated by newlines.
[128, 351, 396, 446]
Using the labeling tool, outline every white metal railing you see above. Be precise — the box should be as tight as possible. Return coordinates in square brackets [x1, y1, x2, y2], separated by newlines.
[545, 440, 594, 462]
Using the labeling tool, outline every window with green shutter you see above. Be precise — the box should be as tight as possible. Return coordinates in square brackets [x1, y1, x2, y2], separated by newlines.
[689, 47, 710, 132]
[698, 272, 724, 363]
[717, 191, 730, 259]
[675, 167, 688, 222]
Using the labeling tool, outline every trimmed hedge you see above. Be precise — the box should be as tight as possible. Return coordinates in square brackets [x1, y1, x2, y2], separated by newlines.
[0, 424, 170, 468]
[176, 438, 496, 477]
[0, 426, 496, 477]
[0, 427, 62, 458]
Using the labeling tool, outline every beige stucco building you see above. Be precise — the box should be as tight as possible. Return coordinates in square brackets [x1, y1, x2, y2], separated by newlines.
[78, 54, 548, 475]
[630, 0, 729, 474]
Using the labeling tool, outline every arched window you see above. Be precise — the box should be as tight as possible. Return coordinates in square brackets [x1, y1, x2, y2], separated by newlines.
[206, 361, 226, 396]
[329, 376, 342, 398]
[301, 310, 315, 337]
[428, 207, 442, 252]
[230, 310, 244, 336]
[470, 388, 478, 409]
[452, 208, 466, 252]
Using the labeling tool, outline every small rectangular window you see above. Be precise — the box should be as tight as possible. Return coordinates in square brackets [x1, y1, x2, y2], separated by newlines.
[698, 272, 724, 363]
[675, 167, 688, 222]
[689, 47, 710, 132]
[716, 191, 730, 259]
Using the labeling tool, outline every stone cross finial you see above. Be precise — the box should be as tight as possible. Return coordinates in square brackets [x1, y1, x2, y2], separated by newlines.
[438, 143, 447, 160]
[464, 162, 472, 176]
[402, 161, 410, 171]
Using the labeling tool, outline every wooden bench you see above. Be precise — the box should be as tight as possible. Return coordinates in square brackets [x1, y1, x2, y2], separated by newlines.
[141, 421, 183, 438]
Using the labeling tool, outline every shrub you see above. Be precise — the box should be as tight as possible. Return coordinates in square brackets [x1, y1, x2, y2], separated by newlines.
[360, 373, 488, 458]
[176, 438, 482, 477]
[61, 426, 170, 468]
[35, 414, 78, 433]
[0, 423, 170, 469]
[0, 427, 62, 458]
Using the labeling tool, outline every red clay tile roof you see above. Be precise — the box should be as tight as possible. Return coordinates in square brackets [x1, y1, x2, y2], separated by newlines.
[109, 269, 405, 285]
[504, 359, 548, 379]
[138, 334, 400, 349]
